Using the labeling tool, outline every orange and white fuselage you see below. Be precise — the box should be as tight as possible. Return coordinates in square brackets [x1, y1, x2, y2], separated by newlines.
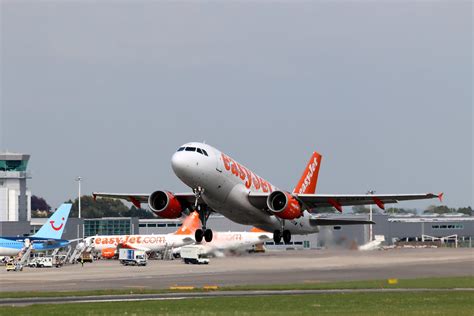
[171, 142, 318, 234]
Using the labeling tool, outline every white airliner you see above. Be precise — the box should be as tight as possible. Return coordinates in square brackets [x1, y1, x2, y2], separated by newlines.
[188, 227, 273, 257]
[94, 142, 442, 244]
[86, 211, 200, 258]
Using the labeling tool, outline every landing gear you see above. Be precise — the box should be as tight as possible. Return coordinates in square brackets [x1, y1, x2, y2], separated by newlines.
[273, 219, 292, 244]
[273, 230, 281, 243]
[273, 230, 291, 244]
[282, 230, 291, 244]
[195, 229, 204, 243]
[204, 229, 213, 242]
[193, 186, 214, 243]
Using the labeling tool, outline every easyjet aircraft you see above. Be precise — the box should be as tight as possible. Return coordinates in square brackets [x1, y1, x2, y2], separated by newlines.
[86, 211, 200, 258]
[190, 227, 273, 257]
[93, 142, 442, 244]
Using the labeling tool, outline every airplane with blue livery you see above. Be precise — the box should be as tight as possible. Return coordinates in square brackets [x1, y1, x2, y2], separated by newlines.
[0, 203, 72, 257]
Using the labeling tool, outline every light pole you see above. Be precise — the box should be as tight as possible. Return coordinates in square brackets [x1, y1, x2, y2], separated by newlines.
[76, 176, 82, 218]
[367, 190, 375, 242]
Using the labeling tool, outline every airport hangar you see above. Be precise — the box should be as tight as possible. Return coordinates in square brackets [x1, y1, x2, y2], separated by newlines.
[1, 151, 473, 249]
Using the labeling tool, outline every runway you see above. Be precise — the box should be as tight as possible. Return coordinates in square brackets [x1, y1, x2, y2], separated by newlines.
[2, 288, 473, 306]
[1, 248, 472, 292]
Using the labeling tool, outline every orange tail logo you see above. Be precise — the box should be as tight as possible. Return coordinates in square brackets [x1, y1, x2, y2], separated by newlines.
[250, 227, 269, 233]
[175, 211, 201, 235]
[293, 151, 322, 194]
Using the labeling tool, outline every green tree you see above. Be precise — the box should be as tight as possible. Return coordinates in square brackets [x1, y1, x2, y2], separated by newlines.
[352, 205, 370, 214]
[385, 207, 417, 215]
[122, 206, 156, 219]
[68, 196, 129, 218]
[457, 207, 473, 216]
[31, 195, 51, 211]
[424, 205, 455, 215]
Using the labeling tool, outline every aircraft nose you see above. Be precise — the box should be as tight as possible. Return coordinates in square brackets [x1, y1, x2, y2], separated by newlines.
[171, 152, 188, 178]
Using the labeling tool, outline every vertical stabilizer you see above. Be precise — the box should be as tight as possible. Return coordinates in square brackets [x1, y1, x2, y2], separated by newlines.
[293, 152, 322, 194]
[175, 211, 201, 235]
[33, 203, 72, 239]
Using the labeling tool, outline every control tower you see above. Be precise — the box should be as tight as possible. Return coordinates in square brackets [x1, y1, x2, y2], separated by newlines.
[0, 153, 31, 221]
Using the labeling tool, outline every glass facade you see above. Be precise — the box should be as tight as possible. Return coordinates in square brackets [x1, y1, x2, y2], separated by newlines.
[84, 218, 132, 237]
[0, 160, 28, 171]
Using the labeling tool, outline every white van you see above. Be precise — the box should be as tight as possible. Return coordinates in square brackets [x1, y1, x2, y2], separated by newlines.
[180, 245, 209, 265]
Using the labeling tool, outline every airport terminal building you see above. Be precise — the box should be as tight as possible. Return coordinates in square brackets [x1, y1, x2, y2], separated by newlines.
[3, 211, 474, 249]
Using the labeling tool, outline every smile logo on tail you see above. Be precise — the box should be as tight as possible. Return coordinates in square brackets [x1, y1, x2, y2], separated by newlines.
[50, 217, 65, 231]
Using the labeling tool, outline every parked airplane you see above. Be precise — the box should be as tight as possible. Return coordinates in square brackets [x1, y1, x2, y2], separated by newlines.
[0, 203, 72, 256]
[188, 227, 273, 257]
[86, 211, 200, 258]
[93, 142, 442, 244]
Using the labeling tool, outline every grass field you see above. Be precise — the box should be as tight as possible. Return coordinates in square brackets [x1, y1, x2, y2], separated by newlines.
[1, 291, 473, 316]
[1, 276, 473, 299]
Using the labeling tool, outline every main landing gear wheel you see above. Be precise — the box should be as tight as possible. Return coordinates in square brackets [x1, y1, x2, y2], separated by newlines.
[195, 229, 204, 243]
[283, 230, 292, 244]
[204, 229, 213, 242]
[273, 230, 282, 244]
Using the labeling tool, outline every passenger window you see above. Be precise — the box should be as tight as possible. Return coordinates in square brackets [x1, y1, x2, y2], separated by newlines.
[202, 149, 208, 156]
[177, 147, 185, 152]
[185, 147, 196, 152]
[197, 148, 203, 154]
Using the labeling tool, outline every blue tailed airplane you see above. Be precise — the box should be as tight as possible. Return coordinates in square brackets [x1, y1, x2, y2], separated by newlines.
[0, 203, 72, 256]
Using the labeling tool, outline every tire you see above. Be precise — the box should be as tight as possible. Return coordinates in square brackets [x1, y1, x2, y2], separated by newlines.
[204, 229, 213, 242]
[195, 229, 204, 243]
[283, 230, 291, 244]
[273, 230, 282, 244]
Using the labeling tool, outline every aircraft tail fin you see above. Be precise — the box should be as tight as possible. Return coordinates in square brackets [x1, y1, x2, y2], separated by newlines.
[293, 151, 322, 194]
[32, 203, 72, 239]
[250, 227, 269, 233]
[175, 211, 201, 235]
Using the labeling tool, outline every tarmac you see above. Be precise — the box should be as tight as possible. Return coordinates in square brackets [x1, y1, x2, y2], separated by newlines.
[0, 248, 472, 292]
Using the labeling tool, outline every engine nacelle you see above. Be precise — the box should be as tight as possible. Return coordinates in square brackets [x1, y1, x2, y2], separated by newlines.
[267, 191, 303, 220]
[148, 190, 183, 219]
[101, 248, 116, 259]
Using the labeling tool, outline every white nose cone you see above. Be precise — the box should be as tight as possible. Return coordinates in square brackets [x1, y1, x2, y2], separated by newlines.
[171, 152, 187, 179]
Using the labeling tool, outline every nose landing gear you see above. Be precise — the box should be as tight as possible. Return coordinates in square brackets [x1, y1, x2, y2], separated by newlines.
[193, 186, 214, 243]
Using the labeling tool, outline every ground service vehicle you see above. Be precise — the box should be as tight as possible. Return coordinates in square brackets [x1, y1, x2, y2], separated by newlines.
[6, 262, 23, 271]
[181, 245, 210, 265]
[119, 249, 147, 266]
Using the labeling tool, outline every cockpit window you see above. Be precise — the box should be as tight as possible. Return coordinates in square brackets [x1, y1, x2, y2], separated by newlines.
[196, 148, 203, 154]
[177, 147, 185, 152]
[185, 147, 196, 152]
[202, 149, 208, 156]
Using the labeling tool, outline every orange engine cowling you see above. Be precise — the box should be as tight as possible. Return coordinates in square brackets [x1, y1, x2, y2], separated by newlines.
[148, 190, 183, 219]
[101, 248, 116, 259]
[267, 191, 303, 220]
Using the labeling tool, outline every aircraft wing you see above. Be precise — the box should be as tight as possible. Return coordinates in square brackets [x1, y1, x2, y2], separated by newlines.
[248, 192, 442, 212]
[92, 192, 196, 208]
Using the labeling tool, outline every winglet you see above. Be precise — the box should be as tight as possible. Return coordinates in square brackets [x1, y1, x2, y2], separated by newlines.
[438, 192, 444, 203]
[372, 197, 385, 210]
[175, 211, 201, 235]
[293, 151, 322, 194]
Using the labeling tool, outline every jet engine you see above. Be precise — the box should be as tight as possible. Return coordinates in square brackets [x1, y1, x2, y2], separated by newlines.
[267, 191, 303, 220]
[148, 190, 183, 219]
[101, 248, 116, 259]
